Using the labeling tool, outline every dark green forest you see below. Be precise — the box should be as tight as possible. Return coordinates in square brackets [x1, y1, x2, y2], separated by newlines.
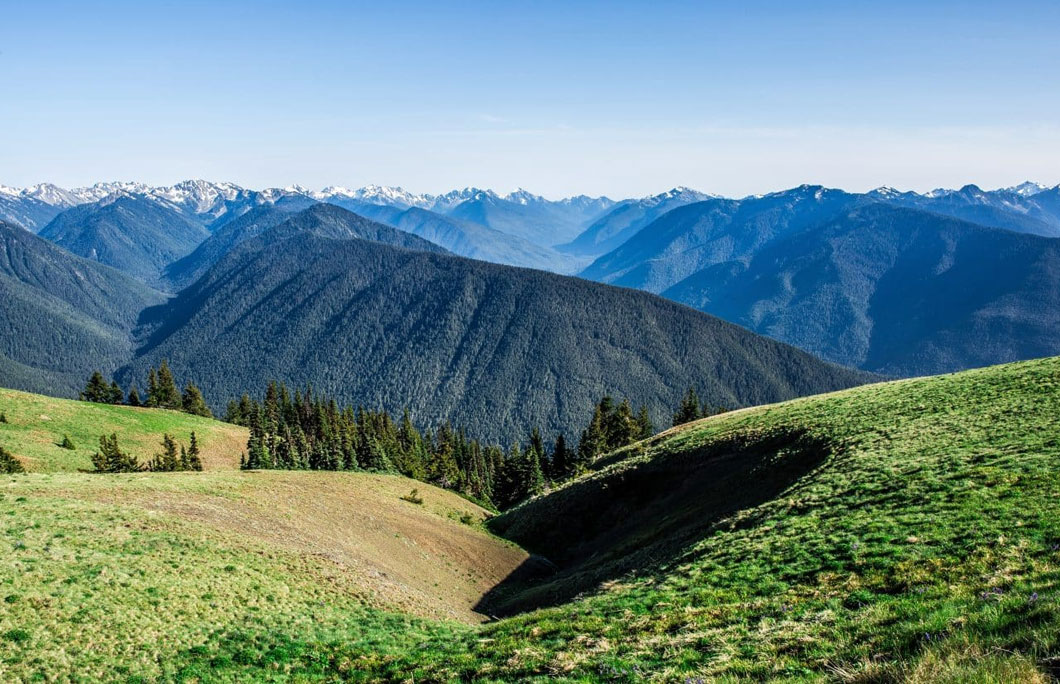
[229, 380, 666, 509]
[121, 221, 868, 444]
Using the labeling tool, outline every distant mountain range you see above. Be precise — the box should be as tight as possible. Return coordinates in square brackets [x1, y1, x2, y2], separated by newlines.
[2, 181, 623, 275]
[580, 183, 1060, 375]
[5, 176, 1060, 406]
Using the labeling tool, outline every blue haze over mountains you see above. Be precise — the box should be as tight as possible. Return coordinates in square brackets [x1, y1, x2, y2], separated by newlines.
[1, 177, 1060, 432]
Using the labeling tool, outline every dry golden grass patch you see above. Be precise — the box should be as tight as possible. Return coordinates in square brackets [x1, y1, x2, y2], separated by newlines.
[15, 470, 527, 622]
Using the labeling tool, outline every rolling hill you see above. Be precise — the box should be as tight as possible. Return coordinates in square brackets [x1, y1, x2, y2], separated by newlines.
[0, 221, 165, 395]
[0, 467, 526, 680]
[39, 194, 209, 284]
[121, 227, 869, 444]
[310, 355, 1060, 681]
[0, 387, 247, 472]
[8, 356, 1057, 680]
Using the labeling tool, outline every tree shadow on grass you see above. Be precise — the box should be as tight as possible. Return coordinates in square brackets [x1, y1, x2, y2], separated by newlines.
[476, 426, 837, 616]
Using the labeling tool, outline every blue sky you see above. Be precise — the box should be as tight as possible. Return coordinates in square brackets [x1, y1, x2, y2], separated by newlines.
[3, 0, 1059, 197]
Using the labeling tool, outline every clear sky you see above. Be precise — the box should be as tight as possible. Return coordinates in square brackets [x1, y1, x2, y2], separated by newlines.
[3, 0, 1059, 198]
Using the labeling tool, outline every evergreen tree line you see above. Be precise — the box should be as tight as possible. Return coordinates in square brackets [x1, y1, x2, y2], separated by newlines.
[91, 432, 204, 473]
[80, 361, 212, 417]
[230, 381, 676, 509]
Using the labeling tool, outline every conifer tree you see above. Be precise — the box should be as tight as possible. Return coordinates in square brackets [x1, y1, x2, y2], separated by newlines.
[495, 443, 522, 508]
[107, 381, 124, 404]
[156, 360, 181, 409]
[605, 398, 638, 451]
[59, 434, 76, 450]
[146, 368, 160, 407]
[551, 433, 572, 480]
[126, 386, 142, 407]
[80, 371, 110, 403]
[575, 403, 606, 472]
[91, 433, 140, 473]
[151, 433, 180, 472]
[224, 399, 240, 424]
[187, 432, 203, 471]
[181, 382, 212, 417]
[243, 406, 269, 469]
[237, 393, 254, 425]
[523, 442, 545, 498]
[672, 387, 703, 426]
[636, 406, 654, 440]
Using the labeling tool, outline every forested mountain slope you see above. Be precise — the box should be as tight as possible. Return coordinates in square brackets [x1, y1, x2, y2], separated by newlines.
[165, 203, 445, 288]
[581, 187, 1060, 376]
[580, 185, 861, 291]
[0, 221, 164, 394]
[559, 186, 715, 257]
[39, 195, 209, 284]
[121, 229, 869, 443]
[664, 204, 1060, 375]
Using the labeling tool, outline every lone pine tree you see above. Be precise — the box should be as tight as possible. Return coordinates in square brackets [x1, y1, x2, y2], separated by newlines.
[187, 432, 204, 471]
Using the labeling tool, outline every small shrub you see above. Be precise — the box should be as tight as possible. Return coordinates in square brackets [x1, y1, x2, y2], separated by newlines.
[2, 629, 30, 643]
[400, 488, 424, 505]
[0, 445, 24, 474]
[59, 434, 76, 450]
[0, 412, 7, 423]
[460, 512, 474, 525]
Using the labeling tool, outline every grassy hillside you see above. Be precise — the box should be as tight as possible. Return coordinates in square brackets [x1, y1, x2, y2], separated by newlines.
[220, 355, 1060, 681]
[0, 388, 247, 471]
[5, 358, 1060, 680]
[0, 470, 526, 681]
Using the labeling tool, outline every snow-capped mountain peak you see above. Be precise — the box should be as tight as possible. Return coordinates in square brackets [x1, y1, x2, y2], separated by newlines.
[1002, 181, 1049, 197]
[870, 186, 905, 198]
[348, 185, 433, 208]
[503, 188, 545, 205]
[22, 183, 81, 207]
[152, 180, 247, 214]
[640, 186, 712, 206]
